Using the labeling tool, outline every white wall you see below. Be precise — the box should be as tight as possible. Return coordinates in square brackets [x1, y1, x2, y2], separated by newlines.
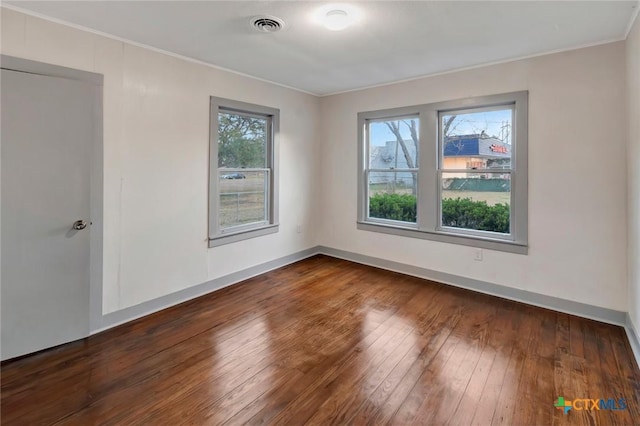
[319, 42, 628, 311]
[0, 8, 321, 314]
[627, 14, 640, 328]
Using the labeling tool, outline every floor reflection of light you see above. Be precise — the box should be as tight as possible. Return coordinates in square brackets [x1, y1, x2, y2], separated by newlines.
[173, 318, 275, 424]
[213, 318, 272, 388]
[360, 310, 418, 402]
[360, 307, 514, 424]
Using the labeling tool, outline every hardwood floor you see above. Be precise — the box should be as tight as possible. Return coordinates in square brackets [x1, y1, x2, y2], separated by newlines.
[2, 255, 639, 425]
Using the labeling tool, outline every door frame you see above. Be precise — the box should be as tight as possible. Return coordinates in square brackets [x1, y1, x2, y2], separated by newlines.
[1, 54, 104, 333]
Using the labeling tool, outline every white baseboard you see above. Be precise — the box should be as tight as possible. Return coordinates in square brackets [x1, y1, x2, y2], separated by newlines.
[91, 246, 319, 334]
[625, 314, 640, 369]
[93, 245, 630, 354]
[316, 246, 626, 327]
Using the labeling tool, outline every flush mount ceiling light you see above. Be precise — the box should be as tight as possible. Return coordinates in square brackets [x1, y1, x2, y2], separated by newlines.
[323, 9, 351, 31]
[312, 4, 362, 31]
[250, 15, 285, 33]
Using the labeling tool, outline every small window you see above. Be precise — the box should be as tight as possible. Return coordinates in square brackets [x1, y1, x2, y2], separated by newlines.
[209, 98, 279, 247]
[439, 105, 514, 237]
[358, 92, 528, 254]
[366, 115, 419, 225]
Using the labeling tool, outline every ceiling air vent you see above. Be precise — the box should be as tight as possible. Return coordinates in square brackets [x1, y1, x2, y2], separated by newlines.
[250, 15, 285, 33]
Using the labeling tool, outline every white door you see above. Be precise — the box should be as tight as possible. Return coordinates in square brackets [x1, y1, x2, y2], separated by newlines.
[1, 68, 96, 360]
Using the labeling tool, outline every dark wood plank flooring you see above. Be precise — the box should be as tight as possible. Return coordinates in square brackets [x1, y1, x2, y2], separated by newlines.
[2, 255, 640, 425]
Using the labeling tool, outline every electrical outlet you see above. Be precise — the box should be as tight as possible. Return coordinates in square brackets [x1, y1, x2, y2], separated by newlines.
[474, 248, 483, 261]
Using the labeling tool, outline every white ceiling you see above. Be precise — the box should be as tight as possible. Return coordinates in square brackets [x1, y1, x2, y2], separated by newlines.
[5, 1, 638, 95]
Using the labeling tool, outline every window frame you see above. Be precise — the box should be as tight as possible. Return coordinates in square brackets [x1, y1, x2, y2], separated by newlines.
[357, 91, 528, 254]
[209, 97, 279, 247]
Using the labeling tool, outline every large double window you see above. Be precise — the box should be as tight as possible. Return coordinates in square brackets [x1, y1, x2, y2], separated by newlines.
[209, 97, 279, 247]
[358, 92, 528, 253]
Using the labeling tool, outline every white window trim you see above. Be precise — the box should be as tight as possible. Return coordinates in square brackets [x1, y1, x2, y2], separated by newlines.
[209, 97, 279, 248]
[357, 91, 528, 255]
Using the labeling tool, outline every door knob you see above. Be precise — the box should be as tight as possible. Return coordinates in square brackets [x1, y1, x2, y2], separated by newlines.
[72, 220, 88, 230]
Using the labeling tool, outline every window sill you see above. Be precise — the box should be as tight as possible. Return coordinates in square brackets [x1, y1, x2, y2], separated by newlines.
[209, 224, 279, 248]
[357, 221, 528, 255]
